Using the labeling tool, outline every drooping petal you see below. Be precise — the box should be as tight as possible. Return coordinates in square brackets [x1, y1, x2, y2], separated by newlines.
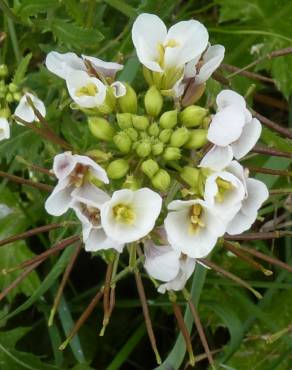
[0, 118, 10, 140]
[82, 55, 123, 78]
[85, 227, 124, 253]
[14, 93, 46, 123]
[45, 51, 85, 79]
[45, 179, 73, 216]
[195, 44, 225, 84]
[71, 183, 110, 208]
[132, 13, 167, 72]
[216, 89, 246, 111]
[73, 154, 109, 184]
[207, 104, 246, 146]
[164, 20, 209, 69]
[184, 56, 200, 79]
[144, 243, 180, 282]
[200, 145, 233, 171]
[53, 152, 76, 180]
[231, 118, 262, 159]
[111, 81, 126, 98]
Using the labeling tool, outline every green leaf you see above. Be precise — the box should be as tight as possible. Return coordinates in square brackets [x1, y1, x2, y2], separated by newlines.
[12, 53, 32, 85]
[16, 0, 59, 18]
[103, 0, 137, 18]
[261, 127, 292, 152]
[51, 20, 104, 50]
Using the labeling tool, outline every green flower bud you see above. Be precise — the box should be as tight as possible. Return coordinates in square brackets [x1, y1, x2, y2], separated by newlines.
[180, 166, 200, 188]
[163, 147, 181, 161]
[113, 132, 132, 153]
[159, 129, 173, 143]
[0, 65, 8, 78]
[123, 175, 141, 190]
[136, 141, 152, 158]
[118, 83, 137, 114]
[8, 83, 18, 93]
[159, 109, 178, 129]
[125, 127, 138, 141]
[116, 113, 132, 129]
[152, 142, 164, 155]
[6, 93, 13, 103]
[141, 159, 159, 178]
[152, 169, 171, 191]
[132, 115, 149, 131]
[184, 129, 208, 149]
[148, 122, 159, 137]
[85, 149, 112, 162]
[88, 117, 115, 141]
[170, 127, 190, 147]
[107, 159, 129, 179]
[144, 86, 163, 117]
[13, 92, 21, 101]
[179, 106, 208, 127]
[0, 107, 11, 119]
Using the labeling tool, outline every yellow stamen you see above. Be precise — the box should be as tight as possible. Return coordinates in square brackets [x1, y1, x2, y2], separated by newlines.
[215, 177, 233, 203]
[113, 204, 136, 225]
[76, 82, 98, 97]
[189, 204, 205, 234]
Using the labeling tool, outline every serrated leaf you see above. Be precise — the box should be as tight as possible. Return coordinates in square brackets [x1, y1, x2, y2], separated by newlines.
[261, 127, 292, 152]
[63, 0, 84, 25]
[12, 53, 32, 85]
[51, 20, 104, 50]
[15, 0, 59, 18]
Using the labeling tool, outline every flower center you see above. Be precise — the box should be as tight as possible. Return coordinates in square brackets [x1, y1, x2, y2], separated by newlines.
[81, 204, 100, 226]
[113, 203, 136, 224]
[156, 39, 179, 68]
[76, 82, 98, 97]
[70, 164, 89, 187]
[215, 177, 233, 203]
[189, 204, 205, 234]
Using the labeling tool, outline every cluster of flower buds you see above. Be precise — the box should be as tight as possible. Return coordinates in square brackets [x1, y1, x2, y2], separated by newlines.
[3, 13, 269, 295]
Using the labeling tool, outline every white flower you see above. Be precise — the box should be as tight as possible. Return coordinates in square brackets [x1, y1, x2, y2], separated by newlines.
[45, 152, 108, 216]
[71, 183, 124, 253]
[143, 238, 195, 293]
[111, 81, 126, 98]
[132, 13, 208, 73]
[82, 55, 123, 78]
[101, 188, 162, 244]
[225, 161, 269, 234]
[45, 51, 86, 80]
[0, 118, 10, 140]
[66, 70, 107, 108]
[14, 93, 46, 124]
[164, 199, 225, 258]
[204, 170, 245, 224]
[200, 90, 262, 170]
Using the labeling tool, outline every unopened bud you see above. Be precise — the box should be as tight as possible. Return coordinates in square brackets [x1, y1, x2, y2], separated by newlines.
[152, 169, 170, 191]
[6, 93, 13, 103]
[136, 141, 151, 158]
[123, 175, 141, 190]
[132, 115, 149, 131]
[8, 83, 18, 93]
[144, 86, 163, 117]
[86, 149, 112, 162]
[116, 113, 132, 129]
[107, 159, 129, 179]
[152, 142, 164, 155]
[159, 129, 173, 143]
[159, 109, 177, 129]
[141, 159, 159, 178]
[88, 117, 115, 141]
[180, 166, 200, 188]
[0, 107, 10, 119]
[0, 65, 8, 78]
[163, 147, 181, 161]
[13, 92, 21, 101]
[170, 127, 190, 147]
[184, 129, 208, 149]
[148, 122, 159, 137]
[179, 106, 208, 127]
[118, 83, 137, 114]
[113, 132, 132, 153]
[125, 127, 138, 141]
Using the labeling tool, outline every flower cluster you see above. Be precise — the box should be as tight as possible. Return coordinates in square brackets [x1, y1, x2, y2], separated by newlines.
[6, 13, 268, 295]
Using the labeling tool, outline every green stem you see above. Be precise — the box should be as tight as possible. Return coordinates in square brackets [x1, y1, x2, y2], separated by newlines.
[7, 17, 20, 62]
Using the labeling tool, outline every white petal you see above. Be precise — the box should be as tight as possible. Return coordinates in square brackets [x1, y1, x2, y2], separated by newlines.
[195, 44, 225, 84]
[45, 180, 73, 216]
[184, 57, 200, 79]
[231, 118, 262, 159]
[85, 227, 124, 253]
[45, 51, 85, 79]
[73, 154, 109, 184]
[226, 209, 258, 235]
[0, 118, 10, 140]
[207, 105, 246, 146]
[66, 70, 107, 108]
[14, 93, 46, 123]
[144, 243, 180, 282]
[132, 13, 167, 72]
[216, 89, 246, 111]
[53, 152, 76, 180]
[82, 55, 123, 78]
[200, 145, 233, 171]
[164, 20, 209, 69]
[71, 183, 110, 208]
[111, 81, 126, 98]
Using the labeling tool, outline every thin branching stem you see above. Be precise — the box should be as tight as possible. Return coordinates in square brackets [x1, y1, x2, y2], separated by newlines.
[251, 145, 292, 159]
[247, 166, 292, 177]
[0, 170, 53, 192]
[134, 270, 161, 365]
[16, 156, 55, 177]
[221, 63, 275, 83]
[48, 242, 82, 327]
[100, 261, 114, 336]
[225, 231, 292, 241]
[252, 110, 292, 140]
